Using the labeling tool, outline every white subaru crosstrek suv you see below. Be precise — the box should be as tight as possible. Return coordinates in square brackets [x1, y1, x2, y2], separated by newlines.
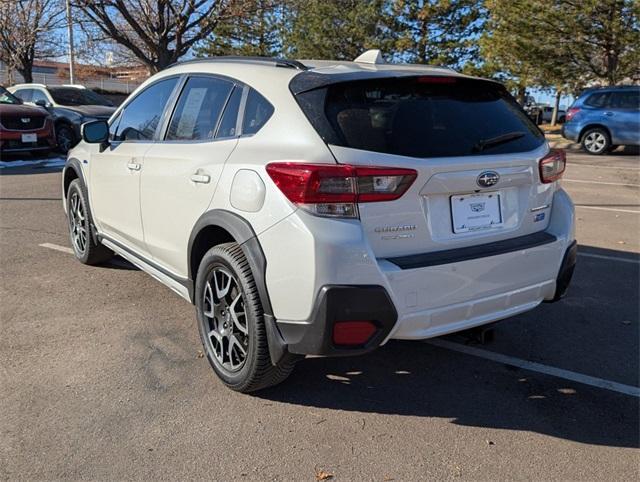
[63, 51, 576, 392]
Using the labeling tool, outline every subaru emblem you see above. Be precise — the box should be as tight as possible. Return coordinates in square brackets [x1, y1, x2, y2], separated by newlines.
[477, 171, 500, 188]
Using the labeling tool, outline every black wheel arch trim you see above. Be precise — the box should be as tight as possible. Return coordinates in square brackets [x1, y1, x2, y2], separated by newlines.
[188, 209, 289, 365]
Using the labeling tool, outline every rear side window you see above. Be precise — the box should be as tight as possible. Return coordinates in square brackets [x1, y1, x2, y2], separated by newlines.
[610, 90, 640, 109]
[115, 78, 178, 141]
[242, 88, 274, 135]
[296, 77, 544, 158]
[584, 92, 610, 108]
[166, 76, 234, 141]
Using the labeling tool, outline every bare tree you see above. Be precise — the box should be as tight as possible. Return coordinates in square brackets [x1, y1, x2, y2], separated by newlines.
[74, 0, 242, 73]
[0, 0, 65, 83]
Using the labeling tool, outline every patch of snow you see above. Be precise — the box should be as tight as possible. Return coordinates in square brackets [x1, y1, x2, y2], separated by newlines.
[0, 156, 65, 169]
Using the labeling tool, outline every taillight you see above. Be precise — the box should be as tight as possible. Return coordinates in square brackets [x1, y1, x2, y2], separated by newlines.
[265, 162, 417, 218]
[539, 149, 566, 183]
[566, 107, 580, 121]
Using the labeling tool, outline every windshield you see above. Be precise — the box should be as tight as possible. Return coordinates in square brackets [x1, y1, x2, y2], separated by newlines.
[0, 88, 22, 105]
[296, 76, 544, 158]
[48, 87, 114, 107]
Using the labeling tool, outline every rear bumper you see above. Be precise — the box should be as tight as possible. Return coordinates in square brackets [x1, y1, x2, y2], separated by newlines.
[260, 189, 575, 357]
[561, 123, 580, 142]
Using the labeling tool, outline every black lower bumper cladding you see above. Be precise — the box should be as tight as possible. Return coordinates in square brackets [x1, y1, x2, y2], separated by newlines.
[277, 285, 398, 357]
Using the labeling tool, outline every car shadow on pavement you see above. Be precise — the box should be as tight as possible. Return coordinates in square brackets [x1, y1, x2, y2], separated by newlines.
[257, 244, 639, 449]
[256, 339, 638, 449]
[0, 153, 66, 175]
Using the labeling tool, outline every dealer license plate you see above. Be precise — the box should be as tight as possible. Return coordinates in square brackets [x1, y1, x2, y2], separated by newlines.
[451, 192, 503, 233]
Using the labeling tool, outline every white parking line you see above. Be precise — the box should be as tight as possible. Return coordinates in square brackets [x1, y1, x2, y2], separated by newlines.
[575, 205, 640, 214]
[428, 339, 640, 398]
[563, 179, 639, 188]
[568, 163, 640, 171]
[578, 252, 640, 264]
[39, 243, 73, 254]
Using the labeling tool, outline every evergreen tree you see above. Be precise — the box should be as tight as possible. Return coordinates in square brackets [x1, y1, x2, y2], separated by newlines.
[283, 0, 386, 60]
[386, 0, 486, 68]
[195, 0, 285, 57]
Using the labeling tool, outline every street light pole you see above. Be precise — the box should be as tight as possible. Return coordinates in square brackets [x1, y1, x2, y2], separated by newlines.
[66, 0, 75, 84]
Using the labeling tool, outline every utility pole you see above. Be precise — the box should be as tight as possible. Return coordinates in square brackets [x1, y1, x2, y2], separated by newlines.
[66, 0, 75, 84]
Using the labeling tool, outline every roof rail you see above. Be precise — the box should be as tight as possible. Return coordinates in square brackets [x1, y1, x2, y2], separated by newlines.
[169, 56, 308, 71]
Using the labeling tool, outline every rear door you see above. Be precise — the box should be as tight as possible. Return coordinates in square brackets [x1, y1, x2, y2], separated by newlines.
[295, 75, 552, 259]
[140, 75, 242, 276]
[607, 90, 640, 145]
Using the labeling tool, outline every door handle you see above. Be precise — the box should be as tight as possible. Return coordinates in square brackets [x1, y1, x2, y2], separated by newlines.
[127, 162, 141, 171]
[190, 173, 211, 184]
[604, 111, 614, 116]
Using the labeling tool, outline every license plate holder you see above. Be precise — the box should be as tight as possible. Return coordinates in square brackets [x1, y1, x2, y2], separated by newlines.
[21, 133, 37, 143]
[451, 192, 503, 233]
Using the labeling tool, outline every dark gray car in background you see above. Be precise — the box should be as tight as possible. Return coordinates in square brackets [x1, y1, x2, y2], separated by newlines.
[8, 84, 116, 153]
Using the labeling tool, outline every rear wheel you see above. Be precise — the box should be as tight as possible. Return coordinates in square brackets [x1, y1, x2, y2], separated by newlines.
[582, 128, 610, 155]
[195, 243, 297, 392]
[67, 179, 113, 265]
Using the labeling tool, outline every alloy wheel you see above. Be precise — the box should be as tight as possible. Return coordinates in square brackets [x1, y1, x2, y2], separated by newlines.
[69, 191, 87, 254]
[584, 131, 606, 153]
[202, 267, 249, 372]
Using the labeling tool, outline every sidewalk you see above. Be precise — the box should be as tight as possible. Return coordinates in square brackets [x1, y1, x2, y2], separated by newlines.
[540, 124, 581, 150]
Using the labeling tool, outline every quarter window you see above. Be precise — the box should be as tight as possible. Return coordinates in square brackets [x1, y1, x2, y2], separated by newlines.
[114, 77, 178, 141]
[584, 92, 610, 108]
[166, 76, 234, 141]
[242, 88, 274, 135]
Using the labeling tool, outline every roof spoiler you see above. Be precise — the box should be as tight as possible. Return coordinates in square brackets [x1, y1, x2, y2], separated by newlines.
[354, 49, 384, 65]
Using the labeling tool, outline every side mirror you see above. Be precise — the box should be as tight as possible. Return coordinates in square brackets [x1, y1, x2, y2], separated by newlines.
[34, 99, 49, 107]
[82, 120, 109, 144]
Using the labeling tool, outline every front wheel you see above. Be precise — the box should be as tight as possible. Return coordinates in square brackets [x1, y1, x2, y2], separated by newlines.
[582, 128, 611, 155]
[56, 124, 76, 153]
[195, 243, 297, 392]
[67, 179, 113, 265]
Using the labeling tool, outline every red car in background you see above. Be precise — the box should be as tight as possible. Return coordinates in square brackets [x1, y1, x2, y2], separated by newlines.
[0, 86, 56, 156]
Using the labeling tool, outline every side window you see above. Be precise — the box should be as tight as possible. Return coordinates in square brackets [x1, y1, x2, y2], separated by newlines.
[31, 89, 49, 104]
[584, 92, 609, 108]
[610, 91, 640, 109]
[166, 76, 233, 141]
[114, 77, 178, 141]
[13, 89, 33, 102]
[242, 88, 274, 135]
[215, 86, 242, 138]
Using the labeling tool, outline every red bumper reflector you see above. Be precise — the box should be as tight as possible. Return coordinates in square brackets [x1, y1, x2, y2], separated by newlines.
[333, 321, 377, 346]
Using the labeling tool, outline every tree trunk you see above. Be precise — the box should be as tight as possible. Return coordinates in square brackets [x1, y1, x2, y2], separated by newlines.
[517, 86, 527, 106]
[17, 64, 33, 83]
[551, 89, 561, 127]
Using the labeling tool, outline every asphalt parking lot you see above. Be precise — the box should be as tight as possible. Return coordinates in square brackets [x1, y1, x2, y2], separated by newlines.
[1, 148, 638, 480]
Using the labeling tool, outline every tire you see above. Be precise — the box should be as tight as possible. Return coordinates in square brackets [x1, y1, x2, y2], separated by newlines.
[66, 179, 113, 265]
[56, 123, 77, 154]
[195, 242, 297, 392]
[581, 127, 611, 155]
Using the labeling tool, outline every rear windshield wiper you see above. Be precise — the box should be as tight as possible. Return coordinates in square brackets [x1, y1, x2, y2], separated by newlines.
[473, 131, 525, 152]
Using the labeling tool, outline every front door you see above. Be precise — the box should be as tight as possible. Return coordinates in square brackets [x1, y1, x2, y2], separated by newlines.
[140, 76, 243, 276]
[89, 77, 180, 253]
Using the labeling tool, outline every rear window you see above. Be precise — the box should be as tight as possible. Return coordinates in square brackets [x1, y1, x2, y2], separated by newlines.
[295, 77, 544, 158]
